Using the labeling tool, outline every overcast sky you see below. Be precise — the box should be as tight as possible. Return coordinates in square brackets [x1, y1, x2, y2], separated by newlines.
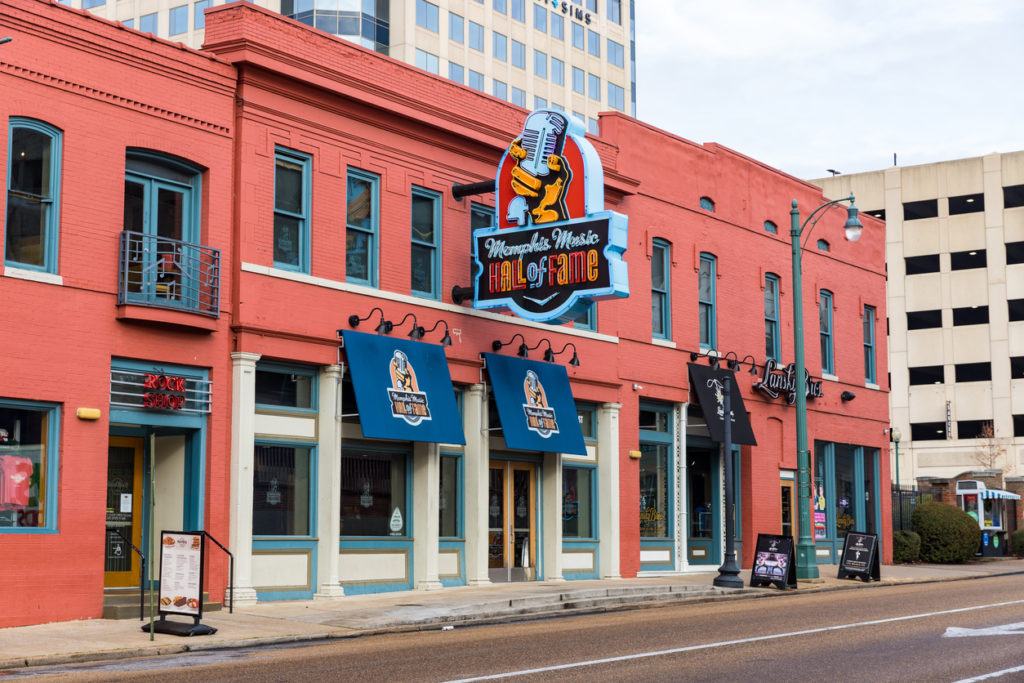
[633, 1, 1024, 180]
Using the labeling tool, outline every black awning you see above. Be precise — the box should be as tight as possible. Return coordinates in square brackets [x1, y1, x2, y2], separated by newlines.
[687, 363, 757, 446]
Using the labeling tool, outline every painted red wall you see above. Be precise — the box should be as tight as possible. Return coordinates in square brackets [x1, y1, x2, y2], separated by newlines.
[0, 2, 236, 627]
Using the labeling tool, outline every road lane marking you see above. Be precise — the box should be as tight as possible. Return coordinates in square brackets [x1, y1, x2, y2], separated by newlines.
[955, 664, 1024, 682]
[444, 598, 1024, 682]
[945, 621, 1024, 637]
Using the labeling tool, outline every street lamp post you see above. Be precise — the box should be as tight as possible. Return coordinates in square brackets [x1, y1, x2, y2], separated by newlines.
[891, 426, 902, 489]
[789, 194, 863, 581]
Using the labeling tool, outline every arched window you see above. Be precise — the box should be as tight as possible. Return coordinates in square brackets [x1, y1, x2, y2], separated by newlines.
[5, 118, 62, 273]
[817, 239, 830, 252]
[764, 220, 777, 234]
[699, 196, 715, 212]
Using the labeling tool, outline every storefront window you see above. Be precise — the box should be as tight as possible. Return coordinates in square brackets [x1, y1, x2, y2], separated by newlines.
[639, 443, 669, 537]
[252, 444, 311, 536]
[341, 449, 407, 536]
[834, 444, 856, 539]
[813, 442, 829, 539]
[563, 466, 593, 538]
[0, 402, 58, 530]
[439, 455, 459, 538]
[688, 450, 714, 538]
[255, 364, 315, 410]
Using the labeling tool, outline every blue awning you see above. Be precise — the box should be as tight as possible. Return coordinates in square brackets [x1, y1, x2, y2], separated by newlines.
[484, 353, 586, 455]
[981, 488, 1021, 500]
[342, 330, 465, 445]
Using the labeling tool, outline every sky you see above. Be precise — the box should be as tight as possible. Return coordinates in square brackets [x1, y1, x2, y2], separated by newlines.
[633, 1, 1024, 180]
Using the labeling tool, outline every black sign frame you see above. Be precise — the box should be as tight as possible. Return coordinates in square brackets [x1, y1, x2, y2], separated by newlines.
[687, 364, 757, 445]
[750, 534, 797, 589]
[837, 531, 880, 582]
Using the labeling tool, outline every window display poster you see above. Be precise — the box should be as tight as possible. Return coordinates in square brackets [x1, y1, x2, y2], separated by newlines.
[158, 531, 204, 618]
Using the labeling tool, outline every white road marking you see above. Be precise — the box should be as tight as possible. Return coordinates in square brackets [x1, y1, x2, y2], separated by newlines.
[955, 664, 1024, 682]
[444, 598, 1024, 682]
[945, 621, 1024, 637]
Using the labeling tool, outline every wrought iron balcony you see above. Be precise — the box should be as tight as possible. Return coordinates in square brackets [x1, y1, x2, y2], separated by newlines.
[118, 231, 220, 317]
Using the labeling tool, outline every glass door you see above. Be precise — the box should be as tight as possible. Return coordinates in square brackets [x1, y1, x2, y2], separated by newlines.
[781, 479, 796, 539]
[488, 461, 536, 582]
[104, 437, 144, 587]
[687, 448, 721, 565]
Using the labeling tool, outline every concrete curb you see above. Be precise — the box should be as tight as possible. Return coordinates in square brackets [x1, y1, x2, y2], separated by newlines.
[4, 565, 1024, 672]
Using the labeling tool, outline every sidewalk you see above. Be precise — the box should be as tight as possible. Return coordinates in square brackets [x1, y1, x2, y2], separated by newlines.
[2, 558, 1023, 671]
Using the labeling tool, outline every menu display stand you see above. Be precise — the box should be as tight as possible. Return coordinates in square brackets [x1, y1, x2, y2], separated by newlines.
[749, 534, 797, 590]
[837, 531, 880, 583]
[141, 530, 217, 637]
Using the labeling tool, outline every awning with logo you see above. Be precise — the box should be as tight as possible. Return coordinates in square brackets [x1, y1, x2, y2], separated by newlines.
[687, 363, 757, 446]
[342, 330, 465, 445]
[483, 353, 586, 455]
[981, 488, 1021, 501]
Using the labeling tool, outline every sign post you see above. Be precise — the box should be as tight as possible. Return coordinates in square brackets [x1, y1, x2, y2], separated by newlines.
[837, 531, 880, 582]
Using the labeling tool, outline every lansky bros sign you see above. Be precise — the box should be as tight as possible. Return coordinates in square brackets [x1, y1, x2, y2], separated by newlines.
[753, 359, 824, 404]
[472, 109, 629, 323]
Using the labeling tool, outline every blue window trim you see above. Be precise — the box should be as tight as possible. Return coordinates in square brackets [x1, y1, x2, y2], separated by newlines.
[346, 167, 379, 287]
[440, 450, 464, 540]
[0, 398, 60, 534]
[864, 304, 876, 384]
[575, 402, 598, 441]
[639, 402, 674, 554]
[273, 147, 311, 273]
[6, 118, 63, 274]
[125, 148, 202, 244]
[470, 202, 495, 229]
[254, 361, 319, 414]
[820, 289, 834, 375]
[573, 301, 596, 331]
[340, 444, 414, 541]
[699, 252, 717, 350]
[652, 238, 671, 340]
[562, 462, 598, 541]
[252, 439, 318, 539]
[411, 186, 441, 299]
[765, 273, 780, 362]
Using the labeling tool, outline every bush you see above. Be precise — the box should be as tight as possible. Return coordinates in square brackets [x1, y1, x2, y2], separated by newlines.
[892, 529, 921, 563]
[910, 501, 981, 563]
[1011, 529, 1024, 558]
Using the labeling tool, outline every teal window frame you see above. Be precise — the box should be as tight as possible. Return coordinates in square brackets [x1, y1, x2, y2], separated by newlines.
[340, 445, 412, 539]
[652, 238, 671, 340]
[345, 167, 379, 287]
[698, 253, 716, 350]
[252, 439, 317, 538]
[820, 289, 834, 375]
[0, 398, 61, 534]
[439, 452, 463, 539]
[5, 118, 62, 274]
[471, 203, 495, 230]
[411, 187, 441, 299]
[764, 273, 780, 362]
[254, 362, 319, 413]
[863, 304, 876, 384]
[573, 302, 596, 331]
[273, 147, 312, 273]
[562, 463, 597, 539]
[764, 220, 777, 234]
[576, 402, 598, 441]
[639, 402, 674, 543]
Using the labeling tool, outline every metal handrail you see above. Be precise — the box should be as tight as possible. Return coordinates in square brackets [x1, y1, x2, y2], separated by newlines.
[199, 531, 234, 614]
[117, 230, 221, 317]
[105, 526, 147, 621]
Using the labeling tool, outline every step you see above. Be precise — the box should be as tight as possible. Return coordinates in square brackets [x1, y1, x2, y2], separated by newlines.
[102, 591, 221, 620]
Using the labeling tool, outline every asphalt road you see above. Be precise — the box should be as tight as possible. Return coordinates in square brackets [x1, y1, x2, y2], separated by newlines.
[15, 574, 1024, 682]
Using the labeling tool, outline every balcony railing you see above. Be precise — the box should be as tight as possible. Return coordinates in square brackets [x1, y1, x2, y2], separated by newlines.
[118, 231, 220, 317]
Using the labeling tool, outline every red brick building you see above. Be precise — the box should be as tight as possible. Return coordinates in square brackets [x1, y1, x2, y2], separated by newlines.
[0, 0, 889, 625]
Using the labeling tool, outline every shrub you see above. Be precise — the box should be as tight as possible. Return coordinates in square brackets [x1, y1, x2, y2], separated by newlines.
[1011, 529, 1024, 558]
[910, 501, 981, 563]
[892, 529, 921, 563]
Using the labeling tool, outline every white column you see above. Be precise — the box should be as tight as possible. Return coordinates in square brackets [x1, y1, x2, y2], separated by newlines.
[598, 402, 622, 579]
[463, 384, 491, 585]
[315, 364, 345, 598]
[413, 441, 443, 590]
[229, 351, 260, 605]
[542, 451, 564, 581]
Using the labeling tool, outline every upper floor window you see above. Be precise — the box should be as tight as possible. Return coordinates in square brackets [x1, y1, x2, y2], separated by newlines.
[415, 49, 439, 74]
[607, 0, 621, 24]
[493, 32, 507, 61]
[948, 193, 984, 215]
[471, 203, 494, 230]
[764, 274, 780, 362]
[764, 220, 777, 234]
[551, 13, 564, 40]
[194, 0, 210, 29]
[534, 50, 548, 78]
[572, 22, 584, 49]
[0, 400, 61, 532]
[411, 188, 441, 299]
[607, 39, 624, 68]
[903, 199, 938, 221]
[493, 0, 506, 13]
[698, 253, 716, 349]
[699, 196, 715, 212]
[816, 239, 830, 252]
[950, 249, 986, 271]
[863, 305, 876, 384]
[651, 239, 670, 339]
[1004, 184, 1024, 210]
[346, 168, 379, 286]
[905, 254, 940, 274]
[449, 12, 464, 42]
[533, 4, 547, 31]
[469, 21, 484, 51]
[273, 148, 311, 272]
[587, 73, 600, 101]
[511, 0, 524, 21]
[169, 4, 188, 35]
[587, 29, 601, 57]
[572, 67, 585, 95]
[469, 70, 484, 91]
[448, 62, 464, 83]
[255, 363, 317, 410]
[511, 39, 525, 69]
[819, 290, 834, 375]
[140, 12, 157, 34]
[574, 302, 596, 331]
[6, 118, 62, 273]
[608, 83, 625, 111]
[551, 57, 565, 86]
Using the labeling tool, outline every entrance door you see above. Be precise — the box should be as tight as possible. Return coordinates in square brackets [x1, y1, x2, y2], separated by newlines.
[104, 437, 144, 587]
[781, 479, 796, 539]
[488, 461, 536, 582]
[687, 448, 721, 565]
